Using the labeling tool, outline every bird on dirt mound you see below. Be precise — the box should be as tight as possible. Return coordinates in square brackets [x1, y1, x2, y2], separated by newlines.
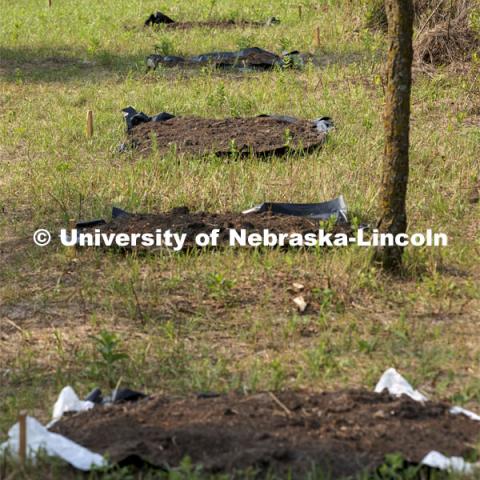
[145, 11, 175, 27]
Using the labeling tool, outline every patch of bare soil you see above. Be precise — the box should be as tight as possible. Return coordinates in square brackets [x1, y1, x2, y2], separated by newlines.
[127, 116, 326, 156]
[465, 113, 480, 129]
[0, 236, 32, 264]
[81, 207, 348, 251]
[51, 389, 480, 478]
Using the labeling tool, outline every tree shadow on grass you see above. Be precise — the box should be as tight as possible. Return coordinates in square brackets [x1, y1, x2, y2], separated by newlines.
[0, 45, 146, 83]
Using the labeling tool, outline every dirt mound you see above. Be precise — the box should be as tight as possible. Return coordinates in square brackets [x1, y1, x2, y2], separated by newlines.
[51, 389, 480, 478]
[146, 47, 291, 71]
[78, 207, 349, 251]
[164, 20, 269, 30]
[127, 116, 327, 157]
[144, 11, 279, 29]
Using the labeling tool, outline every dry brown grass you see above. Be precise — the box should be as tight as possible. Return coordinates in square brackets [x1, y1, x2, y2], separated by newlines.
[365, 0, 442, 32]
[414, 1, 479, 66]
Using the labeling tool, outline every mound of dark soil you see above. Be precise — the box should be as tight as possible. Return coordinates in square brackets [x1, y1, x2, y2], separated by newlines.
[79, 207, 348, 251]
[144, 12, 279, 29]
[51, 389, 480, 478]
[164, 20, 268, 30]
[146, 47, 288, 71]
[127, 116, 327, 157]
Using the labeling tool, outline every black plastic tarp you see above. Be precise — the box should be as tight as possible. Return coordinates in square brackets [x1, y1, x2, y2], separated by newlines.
[85, 388, 147, 405]
[146, 47, 304, 71]
[122, 106, 175, 132]
[144, 11, 175, 26]
[242, 196, 348, 223]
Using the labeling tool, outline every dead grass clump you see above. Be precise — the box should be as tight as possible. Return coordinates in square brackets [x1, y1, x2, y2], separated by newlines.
[414, 2, 479, 66]
[365, 0, 436, 32]
[365, 0, 479, 34]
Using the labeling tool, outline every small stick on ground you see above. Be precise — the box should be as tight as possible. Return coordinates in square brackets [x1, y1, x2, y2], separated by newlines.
[313, 76, 324, 91]
[48, 0, 52, 6]
[5, 318, 24, 334]
[268, 392, 292, 416]
[18, 411, 27, 464]
[314, 26, 320, 48]
[86, 110, 93, 138]
[113, 377, 124, 401]
[298, 5, 302, 18]
[130, 280, 145, 324]
[447, 0, 453, 40]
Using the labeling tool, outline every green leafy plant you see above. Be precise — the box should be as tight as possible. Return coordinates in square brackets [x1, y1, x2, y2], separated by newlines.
[229, 139, 239, 156]
[283, 128, 293, 148]
[206, 272, 235, 298]
[372, 453, 420, 479]
[154, 38, 174, 56]
[90, 330, 128, 387]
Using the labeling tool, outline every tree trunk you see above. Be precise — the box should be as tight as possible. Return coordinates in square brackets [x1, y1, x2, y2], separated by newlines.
[375, 0, 414, 272]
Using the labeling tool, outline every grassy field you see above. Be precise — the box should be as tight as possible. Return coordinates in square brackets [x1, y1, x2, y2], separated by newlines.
[0, 0, 479, 477]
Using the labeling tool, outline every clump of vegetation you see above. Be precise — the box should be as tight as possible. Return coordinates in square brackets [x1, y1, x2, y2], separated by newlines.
[414, 1, 480, 67]
[365, 0, 479, 67]
[365, 0, 479, 33]
[89, 330, 128, 388]
[365, 0, 432, 31]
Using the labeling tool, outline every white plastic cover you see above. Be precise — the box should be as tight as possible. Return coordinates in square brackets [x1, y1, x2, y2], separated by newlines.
[374, 368, 428, 402]
[52, 386, 94, 421]
[421, 451, 475, 474]
[46, 386, 94, 428]
[449, 405, 480, 422]
[0, 416, 106, 471]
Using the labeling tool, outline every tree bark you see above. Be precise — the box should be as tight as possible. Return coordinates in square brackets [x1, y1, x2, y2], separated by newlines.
[375, 0, 414, 272]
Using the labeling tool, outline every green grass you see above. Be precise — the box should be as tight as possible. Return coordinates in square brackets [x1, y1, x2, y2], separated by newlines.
[0, 0, 480, 478]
